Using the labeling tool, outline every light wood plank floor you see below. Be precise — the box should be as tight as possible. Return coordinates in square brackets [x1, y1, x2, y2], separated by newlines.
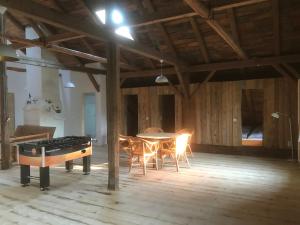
[0, 146, 300, 225]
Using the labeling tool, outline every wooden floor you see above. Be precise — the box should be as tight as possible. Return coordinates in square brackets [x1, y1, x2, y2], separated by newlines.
[0, 147, 300, 225]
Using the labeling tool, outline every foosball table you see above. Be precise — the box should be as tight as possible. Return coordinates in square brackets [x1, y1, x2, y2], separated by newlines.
[17, 136, 92, 190]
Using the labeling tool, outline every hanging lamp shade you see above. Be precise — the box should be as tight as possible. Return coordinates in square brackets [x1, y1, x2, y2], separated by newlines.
[64, 81, 76, 88]
[155, 59, 168, 84]
[0, 44, 19, 62]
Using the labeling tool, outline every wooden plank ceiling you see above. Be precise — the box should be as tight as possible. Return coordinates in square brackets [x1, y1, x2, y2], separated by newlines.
[2, 0, 300, 88]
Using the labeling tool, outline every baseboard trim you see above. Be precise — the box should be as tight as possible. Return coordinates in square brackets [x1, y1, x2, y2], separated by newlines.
[191, 144, 292, 159]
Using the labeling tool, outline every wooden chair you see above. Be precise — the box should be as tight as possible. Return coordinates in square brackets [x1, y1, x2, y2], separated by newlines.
[176, 128, 194, 157]
[143, 127, 164, 133]
[128, 137, 159, 175]
[119, 134, 132, 155]
[160, 133, 190, 172]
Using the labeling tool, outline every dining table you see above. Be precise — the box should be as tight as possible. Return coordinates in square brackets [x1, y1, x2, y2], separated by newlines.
[136, 132, 177, 140]
[136, 132, 177, 169]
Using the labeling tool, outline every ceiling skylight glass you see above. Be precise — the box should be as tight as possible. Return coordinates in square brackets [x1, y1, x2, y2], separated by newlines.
[95, 9, 134, 41]
[112, 10, 124, 25]
[95, 9, 106, 24]
[115, 26, 134, 40]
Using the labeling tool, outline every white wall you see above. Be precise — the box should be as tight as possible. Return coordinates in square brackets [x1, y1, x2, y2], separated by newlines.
[60, 64, 107, 145]
[7, 62, 27, 128]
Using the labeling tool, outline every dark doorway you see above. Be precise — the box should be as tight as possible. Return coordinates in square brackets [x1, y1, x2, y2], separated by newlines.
[241, 89, 264, 146]
[159, 95, 175, 132]
[125, 95, 138, 136]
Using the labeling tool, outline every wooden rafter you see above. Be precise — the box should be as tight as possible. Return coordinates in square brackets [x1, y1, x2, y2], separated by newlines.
[0, 0, 180, 66]
[6, 34, 135, 70]
[227, 8, 240, 45]
[6, 12, 24, 31]
[184, 0, 247, 59]
[189, 17, 209, 63]
[272, 0, 280, 56]
[281, 63, 300, 79]
[87, 73, 100, 92]
[143, 0, 189, 97]
[121, 54, 300, 78]
[191, 71, 216, 97]
[212, 0, 269, 12]
[47, 32, 85, 44]
[129, 0, 269, 28]
[273, 64, 295, 79]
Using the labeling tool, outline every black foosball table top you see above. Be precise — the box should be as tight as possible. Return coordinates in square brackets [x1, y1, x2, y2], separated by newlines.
[18, 136, 92, 156]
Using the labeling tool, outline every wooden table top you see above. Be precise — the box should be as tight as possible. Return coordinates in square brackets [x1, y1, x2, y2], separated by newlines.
[136, 133, 177, 139]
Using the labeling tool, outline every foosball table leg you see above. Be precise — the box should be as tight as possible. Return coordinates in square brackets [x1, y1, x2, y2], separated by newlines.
[83, 156, 91, 175]
[40, 167, 50, 191]
[20, 165, 30, 187]
[65, 160, 74, 172]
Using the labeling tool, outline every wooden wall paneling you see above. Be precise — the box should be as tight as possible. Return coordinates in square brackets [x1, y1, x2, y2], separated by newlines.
[263, 79, 277, 148]
[150, 86, 160, 128]
[138, 88, 149, 133]
[231, 81, 242, 146]
[175, 93, 183, 132]
[121, 77, 297, 152]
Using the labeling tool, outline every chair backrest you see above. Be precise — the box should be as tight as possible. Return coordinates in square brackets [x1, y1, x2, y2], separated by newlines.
[14, 125, 56, 138]
[176, 128, 194, 143]
[143, 127, 164, 133]
[140, 138, 159, 155]
[128, 137, 143, 154]
[175, 134, 190, 155]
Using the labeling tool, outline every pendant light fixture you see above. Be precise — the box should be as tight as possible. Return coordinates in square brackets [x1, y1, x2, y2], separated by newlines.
[155, 59, 168, 83]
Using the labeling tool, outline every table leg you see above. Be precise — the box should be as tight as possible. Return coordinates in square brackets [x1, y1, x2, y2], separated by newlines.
[20, 165, 30, 186]
[83, 156, 91, 175]
[65, 160, 74, 172]
[40, 167, 50, 191]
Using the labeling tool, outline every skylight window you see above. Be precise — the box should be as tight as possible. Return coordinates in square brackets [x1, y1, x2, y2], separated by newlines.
[95, 9, 134, 41]
[111, 10, 124, 25]
[95, 9, 106, 24]
[115, 26, 134, 40]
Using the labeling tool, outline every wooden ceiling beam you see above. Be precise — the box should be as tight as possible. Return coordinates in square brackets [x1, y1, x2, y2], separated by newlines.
[6, 12, 24, 31]
[272, 0, 280, 56]
[87, 73, 100, 92]
[144, 0, 189, 97]
[281, 63, 300, 79]
[227, 8, 240, 45]
[212, 0, 269, 12]
[130, 9, 197, 28]
[189, 17, 210, 63]
[184, 0, 247, 59]
[121, 54, 300, 78]
[0, 0, 179, 66]
[6, 35, 135, 70]
[47, 32, 85, 44]
[272, 64, 295, 79]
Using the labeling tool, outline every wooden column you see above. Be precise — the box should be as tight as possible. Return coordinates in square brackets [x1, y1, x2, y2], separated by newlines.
[106, 41, 120, 190]
[0, 9, 10, 170]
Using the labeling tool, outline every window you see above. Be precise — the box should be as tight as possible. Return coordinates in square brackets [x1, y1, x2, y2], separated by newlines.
[95, 9, 134, 40]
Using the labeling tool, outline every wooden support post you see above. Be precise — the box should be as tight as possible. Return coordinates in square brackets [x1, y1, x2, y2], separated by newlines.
[106, 41, 120, 191]
[0, 10, 11, 169]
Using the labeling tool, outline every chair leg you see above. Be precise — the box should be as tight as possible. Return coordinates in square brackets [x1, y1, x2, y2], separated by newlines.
[184, 152, 190, 168]
[175, 155, 179, 172]
[188, 145, 193, 157]
[155, 152, 158, 170]
[143, 156, 146, 175]
[129, 157, 133, 172]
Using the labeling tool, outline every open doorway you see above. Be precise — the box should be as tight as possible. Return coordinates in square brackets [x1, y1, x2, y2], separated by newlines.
[241, 89, 264, 146]
[159, 95, 175, 132]
[84, 93, 96, 138]
[124, 95, 138, 136]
